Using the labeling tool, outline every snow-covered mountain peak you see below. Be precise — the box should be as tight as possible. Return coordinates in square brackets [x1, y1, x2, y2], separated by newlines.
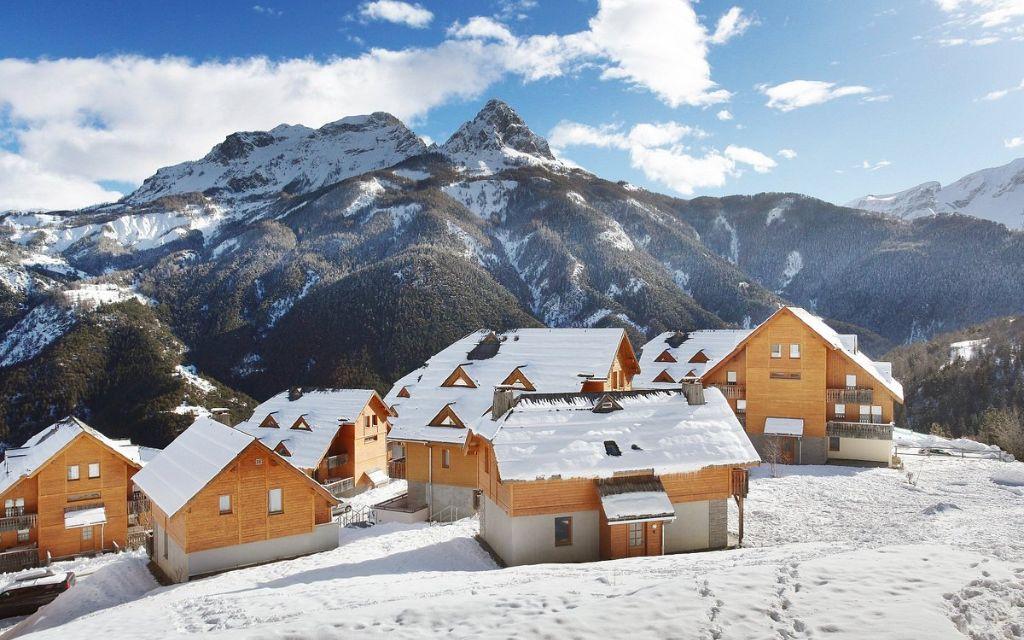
[846, 157, 1024, 229]
[126, 112, 427, 205]
[441, 99, 562, 174]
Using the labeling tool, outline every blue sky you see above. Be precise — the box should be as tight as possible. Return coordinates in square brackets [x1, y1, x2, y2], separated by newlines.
[1, 0, 1022, 210]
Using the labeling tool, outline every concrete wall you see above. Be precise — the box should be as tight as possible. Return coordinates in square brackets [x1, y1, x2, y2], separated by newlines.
[828, 437, 892, 464]
[748, 434, 827, 465]
[409, 480, 476, 519]
[480, 495, 599, 566]
[152, 521, 189, 584]
[663, 499, 729, 553]
[374, 505, 428, 524]
[184, 522, 339, 581]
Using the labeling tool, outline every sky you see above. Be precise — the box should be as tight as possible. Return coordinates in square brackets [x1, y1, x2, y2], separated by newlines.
[0, 0, 1022, 211]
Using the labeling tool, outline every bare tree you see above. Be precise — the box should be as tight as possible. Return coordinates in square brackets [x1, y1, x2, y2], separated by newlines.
[762, 435, 782, 478]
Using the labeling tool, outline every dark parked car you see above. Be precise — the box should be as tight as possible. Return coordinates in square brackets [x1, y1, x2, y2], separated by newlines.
[0, 570, 75, 619]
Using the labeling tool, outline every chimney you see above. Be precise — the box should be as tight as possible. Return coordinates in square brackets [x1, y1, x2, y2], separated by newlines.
[681, 382, 705, 405]
[492, 386, 516, 420]
[288, 387, 303, 402]
[210, 408, 233, 427]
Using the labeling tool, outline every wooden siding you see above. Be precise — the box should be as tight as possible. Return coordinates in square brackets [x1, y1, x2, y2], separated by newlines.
[601, 519, 663, 560]
[405, 441, 477, 488]
[181, 442, 333, 554]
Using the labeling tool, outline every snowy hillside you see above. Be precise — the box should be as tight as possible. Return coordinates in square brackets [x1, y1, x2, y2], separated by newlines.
[9, 455, 1024, 639]
[126, 112, 427, 205]
[847, 157, 1024, 229]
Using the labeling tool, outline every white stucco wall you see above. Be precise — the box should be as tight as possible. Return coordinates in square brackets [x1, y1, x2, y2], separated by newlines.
[185, 522, 339, 580]
[480, 495, 599, 566]
[663, 501, 711, 553]
[827, 437, 892, 463]
[152, 521, 189, 584]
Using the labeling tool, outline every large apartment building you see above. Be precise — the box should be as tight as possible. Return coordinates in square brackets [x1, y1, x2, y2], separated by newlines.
[385, 328, 640, 518]
[638, 307, 904, 465]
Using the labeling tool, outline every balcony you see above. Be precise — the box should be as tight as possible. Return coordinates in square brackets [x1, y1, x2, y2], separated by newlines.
[710, 384, 745, 400]
[0, 507, 37, 533]
[826, 388, 873, 404]
[323, 477, 355, 499]
[326, 453, 349, 470]
[0, 544, 39, 573]
[826, 421, 894, 440]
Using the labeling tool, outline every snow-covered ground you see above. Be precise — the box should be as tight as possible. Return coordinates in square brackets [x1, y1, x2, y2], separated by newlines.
[8, 457, 1024, 639]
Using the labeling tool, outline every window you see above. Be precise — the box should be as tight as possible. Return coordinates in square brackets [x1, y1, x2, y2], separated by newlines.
[835, 403, 846, 417]
[771, 344, 782, 359]
[364, 435, 378, 444]
[82, 527, 92, 541]
[790, 344, 801, 359]
[726, 371, 737, 384]
[628, 522, 644, 548]
[16, 529, 29, 543]
[829, 437, 841, 452]
[219, 494, 232, 515]
[4, 498, 24, 517]
[163, 526, 168, 559]
[483, 449, 489, 474]
[88, 463, 100, 479]
[268, 488, 283, 514]
[846, 374, 857, 389]
[736, 399, 747, 412]
[67, 465, 80, 481]
[554, 516, 573, 546]
[860, 405, 871, 422]
[441, 449, 451, 469]
[872, 405, 883, 423]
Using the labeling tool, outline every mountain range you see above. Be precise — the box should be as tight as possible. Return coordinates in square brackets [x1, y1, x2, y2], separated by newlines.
[1, 98, 1023, 446]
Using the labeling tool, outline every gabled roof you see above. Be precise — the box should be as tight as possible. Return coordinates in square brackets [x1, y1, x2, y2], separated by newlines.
[700, 307, 904, 402]
[133, 416, 337, 517]
[476, 388, 759, 482]
[235, 389, 382, 470]
[386, 328, 636, 445]
[636, 329, 751, 389]
[0, 417, 149, 497]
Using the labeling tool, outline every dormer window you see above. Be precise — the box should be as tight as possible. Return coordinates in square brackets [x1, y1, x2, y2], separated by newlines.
[274, 442, 291, 457]
[501, 367, 536, 391]
[654, 350, 677, 363]
[291, 416, 311, 431]
[429, 405, 465, 428]
[259, 414, 280, 428]
[688, 350, 710, 364]
[592, 394, 623, 413]
[397, 386, 411, 398]
[441, 365, 477, 388]
[653, 370, 675, 384]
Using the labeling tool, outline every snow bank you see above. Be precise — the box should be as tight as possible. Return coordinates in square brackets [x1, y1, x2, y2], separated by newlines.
[893, 427, 1008, 458]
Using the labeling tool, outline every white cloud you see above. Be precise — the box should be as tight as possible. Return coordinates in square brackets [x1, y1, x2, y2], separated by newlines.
[934, 0, 1024, 28]
[0, 0, 743, 209]
[777, 148, 797, 159]
[709, 7, 755, 44]
[549, 120, 775, 195]
[938, 35, 1001, 45]
[716, 109, 733, 121]
[359, 1, 433, 28]
[981, 78, 1024, 100]
[1005, 136, 1024, 148]
[0, 151, 123, 211]
[859, 159, 892, 171]
[252, 5, 282, 16]
[759, 80, 873, 111]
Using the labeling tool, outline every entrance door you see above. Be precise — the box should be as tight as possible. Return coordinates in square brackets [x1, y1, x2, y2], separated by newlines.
[80, 526, 97, 553]
[780, 437, 798, 464]
[626, 522, 646, 557]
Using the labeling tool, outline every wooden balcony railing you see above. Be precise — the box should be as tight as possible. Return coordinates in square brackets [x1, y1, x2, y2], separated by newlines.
[128, 495, 150, 516]
[324, 477, 355, 498]
[0, 544, 39, 573]
[826, 421, 894, 440]
[710, 384, 745, 400]
[0, 511, 37, 533]
[388, 457, 407, 480]
[826, 388, 873, 404]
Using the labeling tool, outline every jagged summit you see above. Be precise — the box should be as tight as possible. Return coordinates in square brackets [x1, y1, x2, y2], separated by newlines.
[440, 98, 561, 174]
[126, 112, 427, 205]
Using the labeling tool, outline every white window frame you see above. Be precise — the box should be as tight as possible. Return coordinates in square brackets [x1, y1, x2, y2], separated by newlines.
[219, 494, 232, 515]
[441, 449, 451, 469]
[871, 405, 883, 423]
[846, 374, 857, 389]
[790, 343, 801, 359]
[726, 371, 737, 383]
[67, 465, 80, 481]
[736, 399, 747, 412]
[16, 529, 29, 543]
[268, 488, 283, 514]
[771, 343, 782, 359]
[859, 405, 871, 422]
[627, 522, 645, 548]
[82, 526, 93, 541]
[88, 462, 100, 479]
[835, 403, 846, 417]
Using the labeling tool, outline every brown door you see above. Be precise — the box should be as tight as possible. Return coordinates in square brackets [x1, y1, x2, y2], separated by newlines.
[80, 526, 97, 553]
[626, 523, 646, 557]
[780, 438, 798, 464]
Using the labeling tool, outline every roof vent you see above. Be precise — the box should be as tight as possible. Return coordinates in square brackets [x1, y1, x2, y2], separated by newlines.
[288, 387, 303, 401]
[604, 440, 622, 457]
[666, 330, 689, 348]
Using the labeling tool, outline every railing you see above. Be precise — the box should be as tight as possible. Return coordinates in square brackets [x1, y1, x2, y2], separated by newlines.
[0, 512, 37, 533]
[128, 495, 150, 516]
[710, 384, 745, 400]
[0, 545, 39, 573]
[431, 505, 460, 525]
[826, 388, 873, 404]
[326, 453, 349, 470]
[388, 457, 407, 480]
[336, 504, 376, 528]
[323, 477, 355, 498]
[126, 527, 150, 550]
[826, 421, 894, 440]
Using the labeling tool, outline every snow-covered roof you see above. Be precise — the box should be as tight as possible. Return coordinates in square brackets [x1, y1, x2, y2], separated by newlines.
[598, 476, 676, 523]
[636, 330, 752, 388]
[132, 417, 256, 517]
[0, 417, 146, 497]
[764, 417, 804, 436]
[478, 388, 759, 482]
[786, 307, 904, 401]
[235, 389, 380, 470]
[387, 328, 633, 445]
[65, 506, 106, 529]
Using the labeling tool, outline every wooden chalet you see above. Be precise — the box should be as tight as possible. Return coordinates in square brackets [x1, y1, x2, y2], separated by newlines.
[132, 417, 338, 583]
